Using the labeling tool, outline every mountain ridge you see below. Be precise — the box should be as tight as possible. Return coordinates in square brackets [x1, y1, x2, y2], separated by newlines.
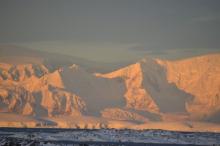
[0, 52, 219, 130]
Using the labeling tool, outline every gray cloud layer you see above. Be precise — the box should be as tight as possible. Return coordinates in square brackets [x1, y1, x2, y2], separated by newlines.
[0, 0, 220, 61]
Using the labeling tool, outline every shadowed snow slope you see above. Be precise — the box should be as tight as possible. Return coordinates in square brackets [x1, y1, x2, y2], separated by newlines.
[0, 52, 220, 131]
[60, 64, 126, 115]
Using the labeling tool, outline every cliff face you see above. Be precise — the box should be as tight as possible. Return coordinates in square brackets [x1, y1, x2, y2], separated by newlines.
[0, 54, 220, 125]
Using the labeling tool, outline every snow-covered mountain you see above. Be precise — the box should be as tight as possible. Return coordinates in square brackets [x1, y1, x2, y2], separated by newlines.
[0, 49, 220, 131]
[157, 54, 220, 121]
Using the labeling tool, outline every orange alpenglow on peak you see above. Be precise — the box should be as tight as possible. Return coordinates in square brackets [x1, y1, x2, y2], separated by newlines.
[0, 53, 220, 132]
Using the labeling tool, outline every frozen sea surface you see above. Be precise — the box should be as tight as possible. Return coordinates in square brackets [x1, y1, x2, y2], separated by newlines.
[0, 128, 220, 146]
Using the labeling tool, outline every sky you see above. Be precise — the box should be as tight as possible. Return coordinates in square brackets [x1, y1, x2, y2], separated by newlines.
[0, 0, 220, 62]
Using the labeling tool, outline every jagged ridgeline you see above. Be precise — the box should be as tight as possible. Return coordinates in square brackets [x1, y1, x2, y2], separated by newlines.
[0, 46, 220, 130]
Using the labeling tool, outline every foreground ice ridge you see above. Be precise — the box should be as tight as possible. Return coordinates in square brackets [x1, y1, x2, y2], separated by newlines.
[0, 129, 220, 145]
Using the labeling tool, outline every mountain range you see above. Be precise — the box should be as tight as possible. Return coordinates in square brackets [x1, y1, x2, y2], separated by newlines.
[0, 46, 220, 132]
